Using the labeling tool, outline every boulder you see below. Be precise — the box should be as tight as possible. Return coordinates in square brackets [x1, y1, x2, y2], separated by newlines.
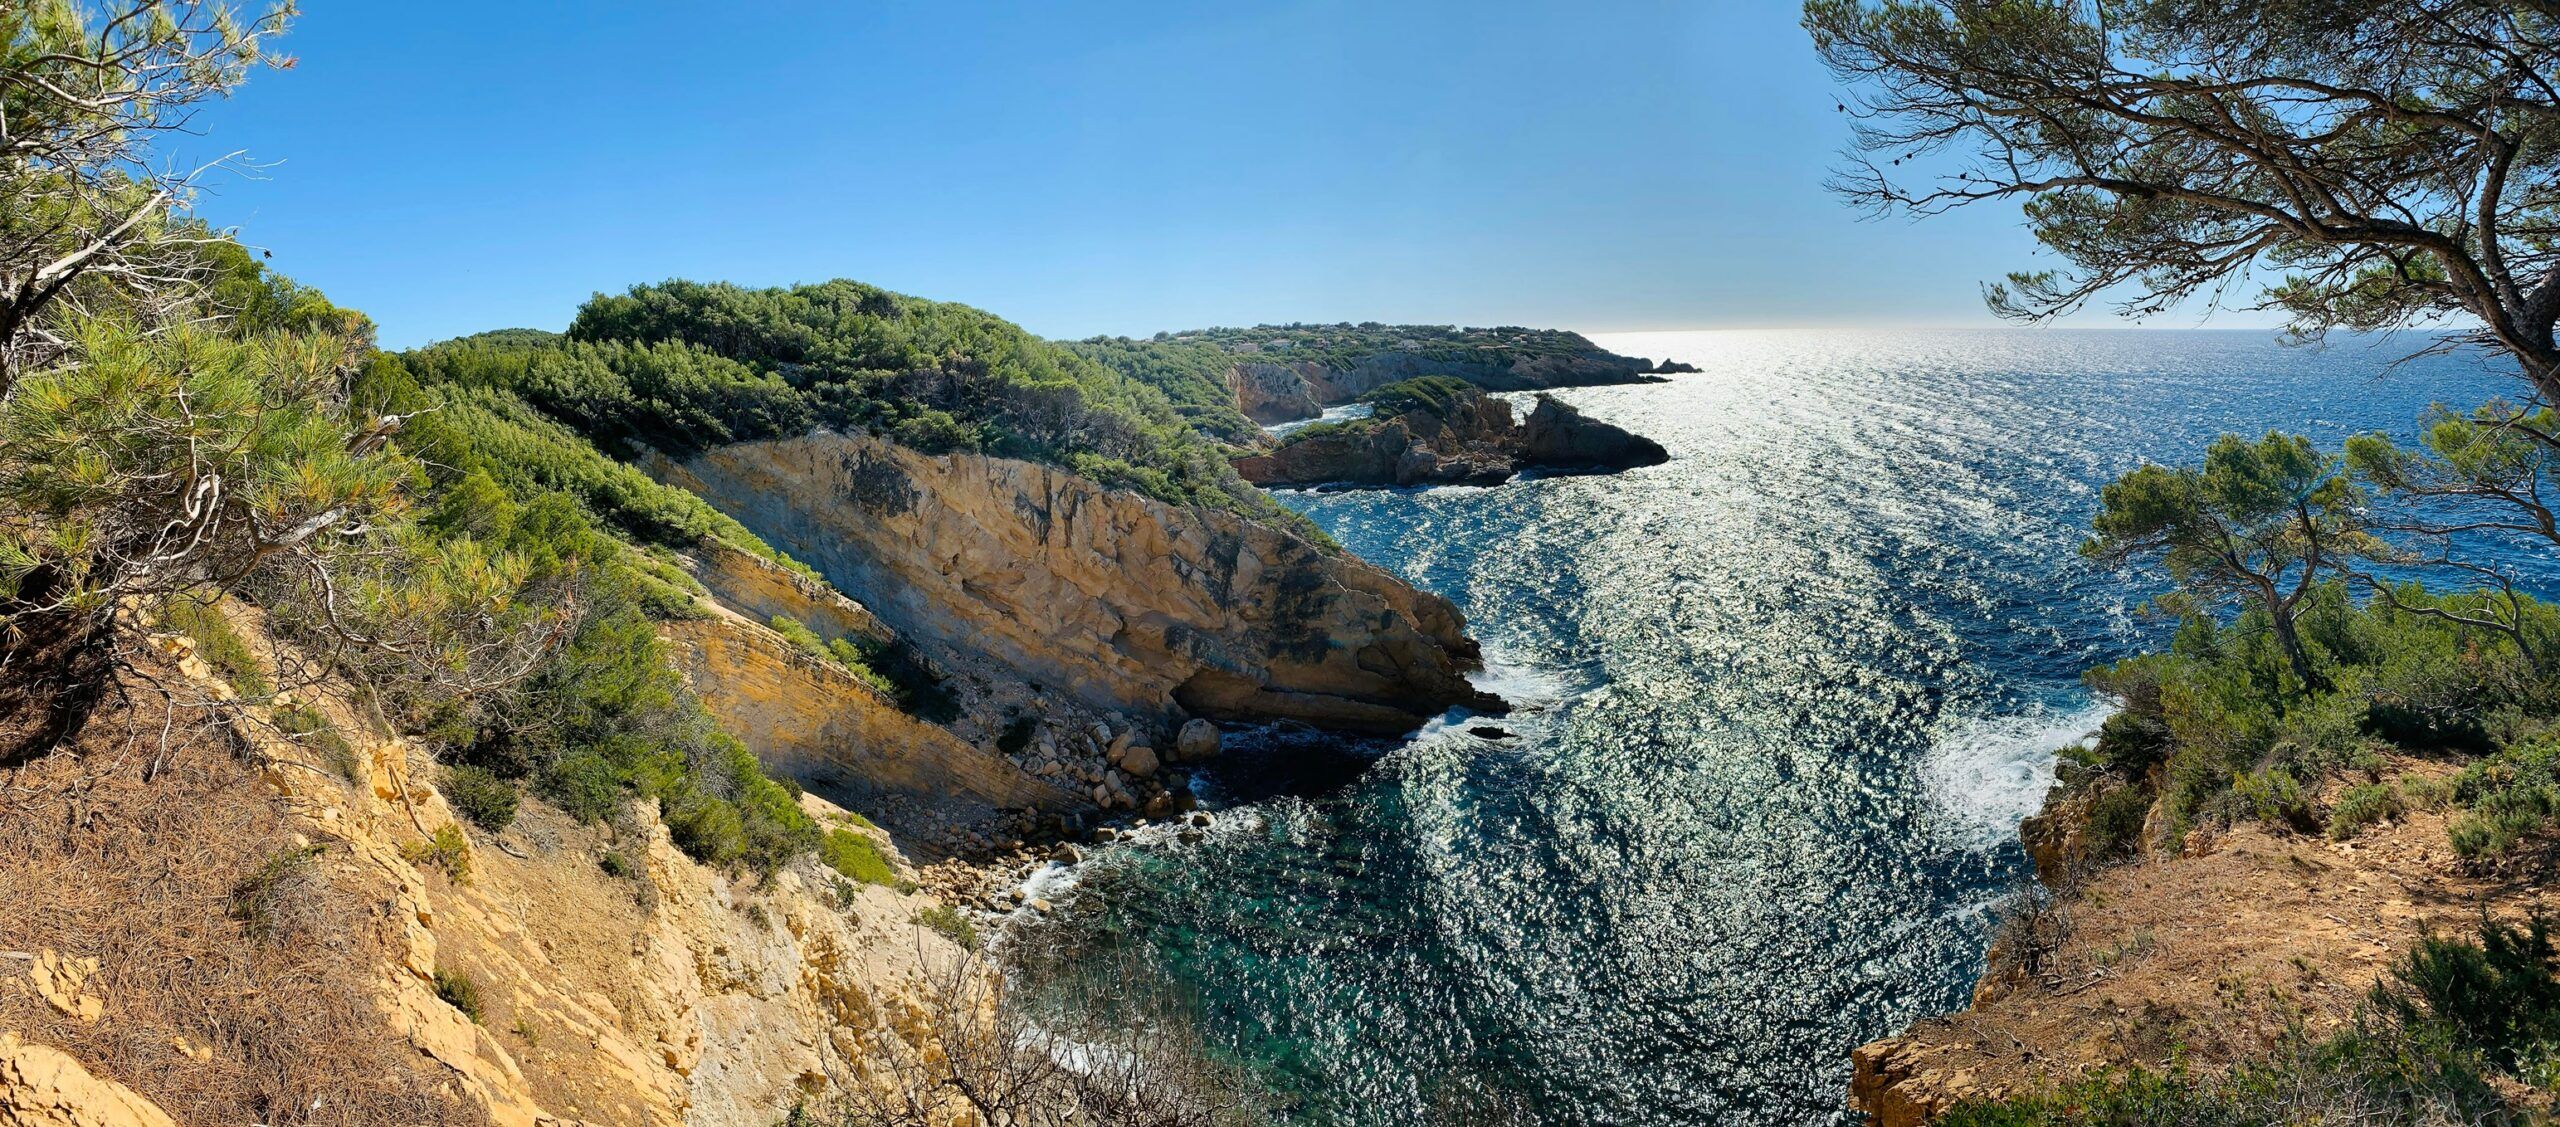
[1176, 719, 1222, 761]
[0, 1033, 179, 1127]
[1113, 744, 1161, 778]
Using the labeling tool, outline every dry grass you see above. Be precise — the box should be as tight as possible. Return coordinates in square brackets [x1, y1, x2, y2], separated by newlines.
[0, 659, 483, 1126]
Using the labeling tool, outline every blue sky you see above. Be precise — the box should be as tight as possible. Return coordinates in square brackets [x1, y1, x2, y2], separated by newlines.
[186, 1, 2231, 349]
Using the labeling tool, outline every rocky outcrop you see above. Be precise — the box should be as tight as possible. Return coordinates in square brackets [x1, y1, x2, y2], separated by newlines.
[652, 431, 1497, 735]
[1228, 352, 1664, 425]
[0, 1034, 178, 1127]
[661, 610, 1079, 828]
[1652, 358, 1701, 374]
[1520, 394, 1671, 472]
[1232, 391, 1668, 489]
[230, 640, 975, 1127]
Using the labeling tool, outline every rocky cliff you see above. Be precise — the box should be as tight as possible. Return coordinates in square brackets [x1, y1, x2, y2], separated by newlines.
[0, 614, 974, 1127]
[1228, 351, 1664, 425]
[650, 431, 1498, 736]
[1232, 391, 1669, 489]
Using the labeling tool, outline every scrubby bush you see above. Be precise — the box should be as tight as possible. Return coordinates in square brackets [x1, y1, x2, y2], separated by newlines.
[2327, 783, 2404, 841]
[443, 764, 519, 832]
[2081, 784, 2153, 862]
[431, 967, 483, 1024]
[770, 614, 828, 658]
[1358, 375, 1476, 417]
[2059, 583, 2559, 866]
[273, 703, 362, 780]
[402, 824, 473, 883]
[2447, 737, 2560, 860]
[822, 829, 896, 886]
[228, 845, 325, 941]
[915, 904, 980, 950]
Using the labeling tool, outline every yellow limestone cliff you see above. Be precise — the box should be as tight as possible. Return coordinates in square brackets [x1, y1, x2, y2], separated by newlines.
[0, 616, 971, 1127]
[651, 431, 1495, 736]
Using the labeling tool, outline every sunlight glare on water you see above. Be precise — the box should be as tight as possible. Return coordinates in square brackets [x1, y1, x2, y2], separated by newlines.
[1022, 329, 2523, 1126]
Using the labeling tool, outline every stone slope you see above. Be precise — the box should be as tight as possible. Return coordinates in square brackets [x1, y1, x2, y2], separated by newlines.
[650, 430, 1498, 735]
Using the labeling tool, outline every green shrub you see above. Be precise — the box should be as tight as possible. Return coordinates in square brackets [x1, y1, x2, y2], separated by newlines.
[2447, 738, 2560, 859]
[2378, 917, 2560, 1073]
[1358, 375, 1476, 417]
[402, 824, 473, 883]
[769, 614, 828, 659]
[2082, 784, 2153, 862]
[443, 764, 519, 832]
[161, 597, 271, 698]
[821, 829, 896, 886]
[273, 703, 362, 781]
[432, 967, 483, 1024]
[914, 904, 979, 950]
[1943, 919, 2546, 1124]
[2225, 766, 2317, 833]
[2327, 783, 2404, 840]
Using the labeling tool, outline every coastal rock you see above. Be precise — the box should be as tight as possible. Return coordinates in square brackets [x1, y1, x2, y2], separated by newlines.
[1233, 389, 1666, 489]
[655, 431, 1495, 735]
[1519, 393, 1670, 471]
[1175, 718, 1221, 761]
[1652, 358, 1702, 374]
[0, 1033, 179, 1127]
[1113, 743, 1161, 779]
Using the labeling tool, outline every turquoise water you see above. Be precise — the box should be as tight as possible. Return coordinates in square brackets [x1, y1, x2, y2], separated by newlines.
[1024, 330, 2529, 1125]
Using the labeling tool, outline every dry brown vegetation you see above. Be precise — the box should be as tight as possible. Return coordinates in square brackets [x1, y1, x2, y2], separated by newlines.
[0, 649, 481, 1126]
[1861, 758, 2559, 1122]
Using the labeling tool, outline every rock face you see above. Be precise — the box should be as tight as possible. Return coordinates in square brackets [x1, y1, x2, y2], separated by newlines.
[0, 1034, 178, 1127]
[653, 431, 1498, 735]
[1233, 391, 1668, 489]
[1520, 394, 1670, 471]
[1228, 352, 1664, 425]
[661, 612, 1078, 826]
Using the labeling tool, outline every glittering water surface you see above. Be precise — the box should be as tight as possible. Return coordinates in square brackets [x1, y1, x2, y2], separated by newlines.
[1023, 330, 2521, 1126]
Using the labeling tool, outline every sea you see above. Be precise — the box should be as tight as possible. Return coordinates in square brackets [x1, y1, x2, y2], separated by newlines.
[1011, 329, 2536, 1125]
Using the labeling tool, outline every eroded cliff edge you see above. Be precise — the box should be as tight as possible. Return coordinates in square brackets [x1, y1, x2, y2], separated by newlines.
[650, 430, 1499, 737]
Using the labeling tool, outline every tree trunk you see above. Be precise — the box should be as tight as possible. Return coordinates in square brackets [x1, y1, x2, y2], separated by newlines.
[2268, 607, 2327, 694]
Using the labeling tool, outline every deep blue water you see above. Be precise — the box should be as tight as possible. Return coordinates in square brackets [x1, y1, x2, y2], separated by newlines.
[1023, 330, 2534, 1126]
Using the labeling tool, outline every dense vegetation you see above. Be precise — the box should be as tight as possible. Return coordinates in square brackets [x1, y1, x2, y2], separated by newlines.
[341, 354, 822, 872]
[2053, 583, 2560, 866]
[407, 279, 1328, 543]
[1158, 321, 1627, 371]
[1057, 336, 1262, 444]
[1267, 376, 1481, 450]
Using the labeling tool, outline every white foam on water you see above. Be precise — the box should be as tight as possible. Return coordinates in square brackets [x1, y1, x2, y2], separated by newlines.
[1922, 699, 2114, 849]
[1418, 646, 1577, 739]
[1262, 402, 1374, 439]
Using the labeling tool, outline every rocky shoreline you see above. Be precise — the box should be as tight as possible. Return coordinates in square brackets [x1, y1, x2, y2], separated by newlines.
[1234, 390, 1668, 489]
